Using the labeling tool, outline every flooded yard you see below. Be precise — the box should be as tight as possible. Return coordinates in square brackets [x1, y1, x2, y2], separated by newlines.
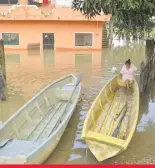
[0, 40, 155, 164]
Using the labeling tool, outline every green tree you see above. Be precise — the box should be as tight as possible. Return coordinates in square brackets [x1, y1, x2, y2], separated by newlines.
[113, 18, 155, 39]
[72, 0, 155, 31]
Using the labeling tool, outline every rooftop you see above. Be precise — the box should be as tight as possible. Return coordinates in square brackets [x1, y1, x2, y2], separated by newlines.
[0, 4, 111, 21]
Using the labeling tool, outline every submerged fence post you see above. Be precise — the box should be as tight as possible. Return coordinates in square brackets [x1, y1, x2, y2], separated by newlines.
[145, 39, 154, 61]
[0, 39, 6, 80]
[140, 61, 145, 93]
[153, 56, 155, 80]
[140, 39, 155, 94]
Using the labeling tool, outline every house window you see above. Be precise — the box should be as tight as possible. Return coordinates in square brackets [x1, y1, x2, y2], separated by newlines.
[75, 33, 93, 47]
[0, 0, 18, 4]
[2, 33, 19, 45]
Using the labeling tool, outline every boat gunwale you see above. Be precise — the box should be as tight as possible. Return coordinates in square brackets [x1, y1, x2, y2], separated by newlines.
[82, 75, 117, 138]
[26, 74, 81, 162]
[1, 74, 74, 130]
[0, 74, 82, 163]
[84, 130, 126, 149]
[123, 80, 139, 150]
[82, 75, 139, 150]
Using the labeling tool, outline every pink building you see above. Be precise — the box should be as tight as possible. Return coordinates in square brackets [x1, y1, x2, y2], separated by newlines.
[0, 0, 111, 51]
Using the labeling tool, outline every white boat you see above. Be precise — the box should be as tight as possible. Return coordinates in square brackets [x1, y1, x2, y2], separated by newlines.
[0, 74, 81, 164]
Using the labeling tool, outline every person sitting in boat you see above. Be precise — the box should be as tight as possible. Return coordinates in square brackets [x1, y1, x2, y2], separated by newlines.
[120, 59, 137, 89]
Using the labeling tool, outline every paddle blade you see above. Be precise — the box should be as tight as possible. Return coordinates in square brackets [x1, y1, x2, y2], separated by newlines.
[76, 73, 84, 86]
[112, 106, 127, 137]
[112, 127, 119, 137]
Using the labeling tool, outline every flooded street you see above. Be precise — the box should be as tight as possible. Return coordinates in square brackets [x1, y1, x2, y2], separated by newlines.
[1, 40, 155, 164]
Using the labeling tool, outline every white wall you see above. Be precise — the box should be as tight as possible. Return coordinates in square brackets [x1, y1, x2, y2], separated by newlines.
[56, 0, 72, 7]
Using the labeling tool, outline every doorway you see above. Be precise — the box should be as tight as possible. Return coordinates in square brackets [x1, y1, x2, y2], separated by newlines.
[43, 33, 55, 50]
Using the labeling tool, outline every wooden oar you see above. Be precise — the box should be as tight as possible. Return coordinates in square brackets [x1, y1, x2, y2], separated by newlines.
[112, 106, 127, 137]
[109, 100, 127, 136]
[48, 73, 83, 137]
[65, 73, 83, 107]
[114, 90, 127, 120]
[112, 88, 128, 137]
[58, 73, 83, 121]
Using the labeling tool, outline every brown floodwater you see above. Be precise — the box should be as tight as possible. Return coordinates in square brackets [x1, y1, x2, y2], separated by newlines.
[0, 40, 155, 164]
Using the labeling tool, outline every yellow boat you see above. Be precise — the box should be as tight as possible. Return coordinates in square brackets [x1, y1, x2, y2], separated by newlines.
[82, 75, 139, 162]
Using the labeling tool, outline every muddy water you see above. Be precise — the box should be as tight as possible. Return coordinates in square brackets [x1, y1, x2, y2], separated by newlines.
[0, 40, 155, 164]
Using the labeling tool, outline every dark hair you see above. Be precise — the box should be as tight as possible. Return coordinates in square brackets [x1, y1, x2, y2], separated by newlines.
[125, 59, 131, 65]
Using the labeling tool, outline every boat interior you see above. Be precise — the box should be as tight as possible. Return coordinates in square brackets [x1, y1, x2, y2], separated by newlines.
[0, 75, 80, 157]
[84, 77, 139, 148]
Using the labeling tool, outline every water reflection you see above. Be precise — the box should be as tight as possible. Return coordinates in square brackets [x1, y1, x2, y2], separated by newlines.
[137, 83, 155, 133]
[27, 49, 40, 56]
[0, 87, 25, 122]
[43, 50, 55, 66]
[1, 40, 154, 164]
[75, 53, 92, 83]
[5, 53, 20, 65]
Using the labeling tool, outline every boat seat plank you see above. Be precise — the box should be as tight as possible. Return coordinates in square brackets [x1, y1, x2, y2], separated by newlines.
[24, 111, 33, 123]
[26, 103, 62, 141]
[29, 104, 52, 124]
[44, 94, 50, 106]
[12, 122, 21, 139]
[85, 130, 125, 149]
[15, 104, 55, 140]
[91, 94, 114, 132]
[36, 102, 69, 141]
[26, 99, 46, 116]
[99, 93, 117, 133]
[35, 102, 43, 116]
[0, 140, 39, 157]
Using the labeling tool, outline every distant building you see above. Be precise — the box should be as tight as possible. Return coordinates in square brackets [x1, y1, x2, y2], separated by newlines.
[0, 0, 111, 51]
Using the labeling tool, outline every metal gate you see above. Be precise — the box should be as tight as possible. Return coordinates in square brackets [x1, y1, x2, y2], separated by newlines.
[43, 33, 54, 50]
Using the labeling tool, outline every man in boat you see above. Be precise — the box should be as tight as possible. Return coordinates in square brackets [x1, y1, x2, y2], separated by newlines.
[120, 59, 137, 89]
[0, 71, 6, 101]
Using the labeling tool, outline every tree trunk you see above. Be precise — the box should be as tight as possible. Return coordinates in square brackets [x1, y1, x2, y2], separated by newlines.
[145, 39, 155, 62]
[108, 19, 113, 40]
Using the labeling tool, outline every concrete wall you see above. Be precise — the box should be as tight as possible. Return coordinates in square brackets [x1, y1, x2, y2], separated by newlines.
[0, 5, 111, 21]
[19, 0, 28, 5]
[0, 20, 104, 51]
